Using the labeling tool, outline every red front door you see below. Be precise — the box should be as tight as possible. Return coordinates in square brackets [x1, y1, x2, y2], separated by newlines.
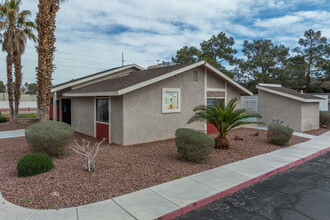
[96, 123, 109, 141]
[207, 122, 218, 134]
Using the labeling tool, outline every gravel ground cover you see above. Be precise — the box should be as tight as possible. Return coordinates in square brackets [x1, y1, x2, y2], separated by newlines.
[0, 119, 38, 131]
[304, 128, 329, 136]
[0, 128, 308, 210]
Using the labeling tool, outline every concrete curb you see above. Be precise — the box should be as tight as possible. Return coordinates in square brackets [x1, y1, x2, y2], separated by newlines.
[158, 146, 330, 220]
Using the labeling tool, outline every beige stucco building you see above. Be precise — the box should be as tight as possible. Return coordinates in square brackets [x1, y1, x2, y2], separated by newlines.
[51, 61, 252, 145]
[257, 83, 324, 132]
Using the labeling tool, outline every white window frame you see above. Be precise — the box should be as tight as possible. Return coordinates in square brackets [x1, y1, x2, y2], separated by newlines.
[207, 97, 225, 107]
[96, 98, 109, 124]
[162, 88, 181, 113]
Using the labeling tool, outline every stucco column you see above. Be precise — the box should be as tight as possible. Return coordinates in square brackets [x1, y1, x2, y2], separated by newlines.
[53, 92, 57, 121]
[225, 82, 228, 105]
[59, 99, 62, 122]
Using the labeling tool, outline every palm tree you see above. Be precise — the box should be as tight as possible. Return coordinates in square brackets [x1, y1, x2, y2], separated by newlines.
[0, 0, 36, 123]
[188, 98, 262, 149]
[36, 0, 66, 121]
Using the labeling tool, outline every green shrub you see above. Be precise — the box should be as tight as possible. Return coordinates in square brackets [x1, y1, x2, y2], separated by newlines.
[320, 111, 330, 128]
[267, 124, 294, 146]
[25, 120, 74, 157]
[17, 153, 54, 177]
[175, 128, 215, 163]
[0, 116, 6, 123]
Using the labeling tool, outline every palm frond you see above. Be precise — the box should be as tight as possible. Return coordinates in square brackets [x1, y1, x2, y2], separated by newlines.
[0, 0, 36, 55]
[188, 98, 263, 137]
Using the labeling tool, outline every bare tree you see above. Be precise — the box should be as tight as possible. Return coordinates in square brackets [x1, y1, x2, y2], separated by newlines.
[71, 139, 109, 172]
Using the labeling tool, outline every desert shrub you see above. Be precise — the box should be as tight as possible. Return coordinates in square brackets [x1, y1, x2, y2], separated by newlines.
[320, 111, 330, 128]
[175, 128, 214, 163]
[17, 153, 54, 177]
[267, 124, 293, 146]
[25, 120, 74, 157]
[0, 116, 6, 123]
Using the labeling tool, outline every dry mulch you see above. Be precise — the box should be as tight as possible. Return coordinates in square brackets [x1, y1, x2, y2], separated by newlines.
[0, 128, 308, 210]
[304, 128, 329, 136]
[0, 119, 38, 131]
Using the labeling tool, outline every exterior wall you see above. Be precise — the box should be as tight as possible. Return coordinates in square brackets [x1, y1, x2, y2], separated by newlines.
[258, 90, 303, 131]
[71, 97, 95, 136]
[122, 67, 205, 145]
[227, 84, 242, 108]
[301, 103, 320, 132]
[207, 72, 225, 88]
[111, 96, 124, 145]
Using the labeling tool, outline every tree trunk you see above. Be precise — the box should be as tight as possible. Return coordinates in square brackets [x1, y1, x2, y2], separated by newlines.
[13, 54, 22, 123]
[6, 54, 14, 122]
[39, 106, 49, 121]
[214, 135, 230, 149]
[36, 0, 60, 122]
[306, 60, 311, 93]
[305, 48, 313, 93]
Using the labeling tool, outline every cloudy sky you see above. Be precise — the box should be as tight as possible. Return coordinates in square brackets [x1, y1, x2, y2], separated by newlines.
[0, 0, 329, 85]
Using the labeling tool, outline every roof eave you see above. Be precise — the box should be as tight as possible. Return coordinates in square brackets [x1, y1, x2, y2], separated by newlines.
[117, 61, 206, 95]
[51, 64, 144, 93]
[256, 85, 324, 103]
[62, 91, 119, 97]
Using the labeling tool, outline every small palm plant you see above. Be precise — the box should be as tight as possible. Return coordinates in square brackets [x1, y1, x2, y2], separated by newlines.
[188, 98, 262, 149]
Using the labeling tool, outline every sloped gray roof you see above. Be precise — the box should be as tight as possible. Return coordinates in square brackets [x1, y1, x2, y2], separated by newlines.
[65, 63, 193, 94]
[257, 84, 325, 102]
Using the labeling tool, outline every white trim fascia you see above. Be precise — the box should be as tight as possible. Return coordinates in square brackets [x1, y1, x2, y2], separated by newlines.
[206, 88, 226, 92]
[207, 97, 225, 99]
[256, 86, 324, 103]
[51, 64, 144, 92]
[118, 61, 206, 95]
[62, 92, 119, 97]
[258, 83, 281, 87]
[204, 63, 253, 96]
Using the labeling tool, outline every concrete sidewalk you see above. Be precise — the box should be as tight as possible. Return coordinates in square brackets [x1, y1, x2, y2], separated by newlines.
[177, 151, 330, 219]
[0, 129, 25, 139]
[0, 132, 329, 220]
[250, 125, 316, 139]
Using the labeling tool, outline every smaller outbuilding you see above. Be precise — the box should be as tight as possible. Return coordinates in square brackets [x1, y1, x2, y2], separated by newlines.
[256, 83, 325, 132]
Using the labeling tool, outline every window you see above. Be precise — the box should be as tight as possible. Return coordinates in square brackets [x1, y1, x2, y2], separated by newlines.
[96, 99, 109, 123]
[207, 98, 224, 107]
[193, 71, 198, 82]
[162, 88, 181, 113]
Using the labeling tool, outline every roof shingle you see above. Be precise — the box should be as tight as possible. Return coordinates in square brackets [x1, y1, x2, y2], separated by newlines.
[66, 63, 192, 94]
[258, 85, 324, 101]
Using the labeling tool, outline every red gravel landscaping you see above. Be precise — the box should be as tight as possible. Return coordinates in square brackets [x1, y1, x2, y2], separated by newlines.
[0, 128, 308, 210]
[0, 118, 38, 131]
[304, 128, 329, 136]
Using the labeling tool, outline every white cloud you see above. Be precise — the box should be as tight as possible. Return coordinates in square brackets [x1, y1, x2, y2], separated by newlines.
[255, 15, 303, 28]
[0, 0, 328, 85]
